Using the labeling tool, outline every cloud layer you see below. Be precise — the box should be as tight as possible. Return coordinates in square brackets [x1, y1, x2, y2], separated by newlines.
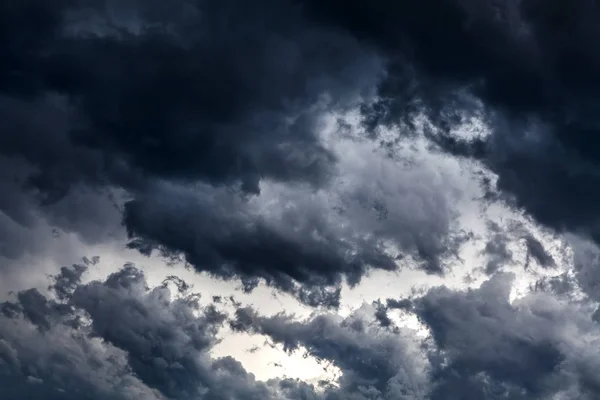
[2, 0, 600, 399]
[0, 0, 472, 303]
[3, 259, 600, 399]
[311, 0, 600, 244]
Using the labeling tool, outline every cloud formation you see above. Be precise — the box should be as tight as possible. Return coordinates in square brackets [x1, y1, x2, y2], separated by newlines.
[3, 248, 600, 400]
[0, 263, 299, 400]
[0, 0, 472, 304]
[233, 272, 600, 399]
[3, 1, 600, 398]
[0, 262, 430, 399]
[302, 0, 600, 243]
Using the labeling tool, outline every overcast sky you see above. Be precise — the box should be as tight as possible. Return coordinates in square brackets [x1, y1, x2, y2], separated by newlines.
[2, 1, 600, 399]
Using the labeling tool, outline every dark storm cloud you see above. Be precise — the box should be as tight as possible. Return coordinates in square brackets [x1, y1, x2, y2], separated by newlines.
[0, 94, 124, 263]
[1, 0, 377, 193]
[123, 183, 371, 308]
[122, 139, 464, 306]
[414, 274, 564, 398]
[523, 233, 555, 269]
[67, 265, 271, 400]
[0, 0, 468, 301]
[292, 0, 600, 244]
[0, 261, 428, 400]
[1, 0, 597, 294]
[0, 266, 166, 399]
[8, 1, 600, 399]
[117, 125, 466, 305]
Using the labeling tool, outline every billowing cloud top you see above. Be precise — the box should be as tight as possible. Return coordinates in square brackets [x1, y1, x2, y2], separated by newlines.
[2, 0, 600, 399]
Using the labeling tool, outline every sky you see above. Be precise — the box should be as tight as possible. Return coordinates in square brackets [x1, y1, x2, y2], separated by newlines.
[2, 0, 600, 399]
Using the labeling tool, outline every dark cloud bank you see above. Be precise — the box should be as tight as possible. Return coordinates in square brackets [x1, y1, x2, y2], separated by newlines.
[3, 0, 600, 399]
[0, 0, 470, 304]
[315, 0, 600, 242]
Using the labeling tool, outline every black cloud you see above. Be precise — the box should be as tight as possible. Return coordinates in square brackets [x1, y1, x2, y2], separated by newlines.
[2, 0, 375, 192]
[0, 0, 469, 303]
[299, 0, 600, 244]
[5, 1, 600, 398]
[1, 0, 369, 232]
[414, 274, 564, 398]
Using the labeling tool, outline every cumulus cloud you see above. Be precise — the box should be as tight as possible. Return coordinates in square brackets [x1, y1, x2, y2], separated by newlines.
[4, 1, 600, 398]
[4, 252, 600, 399]
[2, 261, 432, 399]
[1, 0, 378, 194]
[124, 130, 468, 306]
[231, 303, 430, 399]
[0, 0, 471, 305]
[300, 0, 600, 244]
[232, 271, 600, 399]
[0, 262, 428, 400]
[0, 263, 294, 399]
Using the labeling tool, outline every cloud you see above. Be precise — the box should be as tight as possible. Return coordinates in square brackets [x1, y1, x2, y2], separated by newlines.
[230, 270, 600, 399]
[409, 273, 600, 399]
[0, 95, 124, 263]
[0, 0, 470, 305]
[2, 0, 378, 194]
[481, 221, 515, 275]
[4, 254, 600, 399]
[294, 0, 600, 244]
[124, 130, 467, 306]
[480, 219, 558, 275]
[0, 263, 294, 399]
[0, 260, 430, 399]
[231, 302, 430, 399]
[2, 0, 361, 241]
[5, 2, 600, 398]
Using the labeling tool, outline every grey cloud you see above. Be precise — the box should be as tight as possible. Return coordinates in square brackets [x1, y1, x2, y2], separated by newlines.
[231, 303, 430, 399]
[0, 0, 470, 304]
[1, 0, 378, 194]
[2, 0, 599, 284]
[124, 134, 464, 307]
[478, 219, 557, 275]
[0, 293, 165, 400]
[123, 182, 371, 307]
[6, 2, 600, 398]
[4, 256, 600, 399]
[386, 299, 413, 311]
[0, 94, 122, 243]
[564, 236, 600, 302]
[230, 269, 600, 399]
[357, 1, 600, 245]
[481, 222, 514, 275]
[286, 0, 600, 248]
[411, 273, 600, 399]
[0, 263, 282, 399]
[0, 260, 436, 400]
[69, 265, 233, 399]
[523, 234, 555, 269]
